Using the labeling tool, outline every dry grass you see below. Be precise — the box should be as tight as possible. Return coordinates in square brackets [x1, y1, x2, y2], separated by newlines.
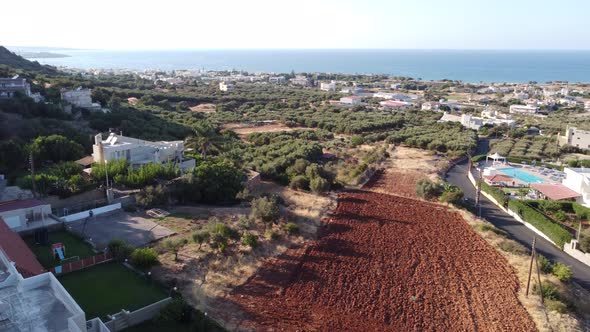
[190, 103, 216, 113]
[221, 122, 313, 137]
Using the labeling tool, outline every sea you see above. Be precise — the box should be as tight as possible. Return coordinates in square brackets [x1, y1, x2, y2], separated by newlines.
[25, 49, 590, 83]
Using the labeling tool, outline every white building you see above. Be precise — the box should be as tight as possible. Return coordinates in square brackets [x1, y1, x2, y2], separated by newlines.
[268, 76, 286, 84]
[513, 91, 529, 100]
[290, 75, 311, 86]
[559, 126, 590, 149]
[373, 92, 413, 101]
[509, 104, 539, 114]
[0, 236, 89, 332]
[61, 87, 103, 111]
[320, 81, 336, 92]
[92, 133, 195, 170]
[380, 100, 412, 110]
[562, 168, 590, 207]
[219, 82, 234, 92]
[0, 75, 31, 99]
[421, 102, 439, 111]
[440, 99, 459, 110]
[585, 101, 590, 111]
[340, 87, 363, 94]
[439, 111, 514, 131]
[340, 96, 363, 105]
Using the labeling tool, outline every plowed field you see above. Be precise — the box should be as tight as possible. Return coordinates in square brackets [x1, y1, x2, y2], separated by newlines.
[227, 189, 535, 331]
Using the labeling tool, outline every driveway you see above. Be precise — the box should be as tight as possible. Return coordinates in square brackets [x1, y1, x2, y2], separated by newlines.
[445, 139, 590, 290]
[66, 211, 175, 250]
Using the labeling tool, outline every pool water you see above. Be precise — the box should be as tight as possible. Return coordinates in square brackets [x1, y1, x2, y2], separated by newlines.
[498, 167, 545, 183]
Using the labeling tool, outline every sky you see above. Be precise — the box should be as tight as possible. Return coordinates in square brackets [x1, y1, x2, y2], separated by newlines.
[4, 0, 590, 50]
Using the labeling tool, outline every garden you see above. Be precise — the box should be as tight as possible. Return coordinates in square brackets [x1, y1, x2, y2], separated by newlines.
[24, 230, 96, 268]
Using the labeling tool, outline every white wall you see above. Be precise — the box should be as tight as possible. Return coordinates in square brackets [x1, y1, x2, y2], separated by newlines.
[61, 203, 121, 222]
[564, 240, 590, 267]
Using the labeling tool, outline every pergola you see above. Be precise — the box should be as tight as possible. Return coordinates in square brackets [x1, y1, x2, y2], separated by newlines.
[486, 152, 506, 165]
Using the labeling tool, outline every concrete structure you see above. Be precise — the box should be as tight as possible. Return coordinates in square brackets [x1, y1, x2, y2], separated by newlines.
[421, 102, 439, 111]
[92, 132, 195, 170]
[290, 75, 311, 86]
[0, 199, 52, 230]
[379, 100, 412, 110]
[340, 96, 363, 105]
[509, 104, 539, 114]
[268, 76, 286, 84]
[0, 246, 87, 332]
[320, 81, 336, 92]
[562, 168, 590, 207]
[0, 76, 31, 99]
[559, 126, 590, 149]
[219, 81, 234, 91]
[439, 111, 514, 130]
[340, 87, 363, 94]
[61, 87, 102, 111]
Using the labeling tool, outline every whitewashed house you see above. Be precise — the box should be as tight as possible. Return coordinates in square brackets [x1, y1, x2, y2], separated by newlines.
[340, 96, 363, 105]
[320, 81, 336, 92]
[509, 104, 539, 114]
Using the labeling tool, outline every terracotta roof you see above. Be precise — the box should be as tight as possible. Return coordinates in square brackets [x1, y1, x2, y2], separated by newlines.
[484, 174, 514, 182]
[530, 183, 581, 200]
[0, 199, 47, 213]
[0, 218, 45, 277]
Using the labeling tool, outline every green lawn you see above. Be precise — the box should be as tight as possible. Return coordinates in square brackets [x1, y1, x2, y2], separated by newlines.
[58, 262, 167, 320]
[25, 230, 96, 268]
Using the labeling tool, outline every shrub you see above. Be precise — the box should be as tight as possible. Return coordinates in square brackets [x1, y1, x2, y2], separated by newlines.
[136, 185, 168, 208]
[163, 238, 188, 261]
[537, 255, 554, 274]
[123, 205, 138, 213]
[498, 240, 529, 256]
[283, 222, 299, 234]
[554, 210, 568, 222]
[580, 231, 590, 252]
[481, 182, 509, 207]
[265, 230, 280, 241]
[289, 175, 309, 190]
[107, 239, 133, 260]
[241, 232, 258, 248]
[350, 135, 365, 146]
[545, 299, 568, 313]
[552, 262, 573, 282]
[508, 200, 573, 248]
[416, 179, 441, 199]
[237, 216, 253, 230]
[533, 282, 560, 301]
[477, 224, 508, 237]
[131, 247, 159, 268]
[439, 189, 464, 205]
[192, 230, 210, 249]
[309, 175, 330, 193]
[158, 298, 193, 324]
[250, 197, 280, 226]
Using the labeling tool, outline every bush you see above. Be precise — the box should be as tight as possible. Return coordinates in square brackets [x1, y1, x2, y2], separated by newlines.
[416, 179, 441, 199]
[545, 299, 568, 313]
[250, 197, 280, 226]
[163, 238, 188, 261]
[107, 239, 133, 260]
[554, 210, 568, 222]
[580, 232, 590, 252]
[350, 135, 365, 146]
[130, 247, 159, 268]
[481, 182, 509, 207]
[157, 298, 193, 324]
[265, 230, 280, 241]
[508, 200, 573, 248]
[537, 255, 554, 274]
[241, 232, 258, 248]
[498, 240, 529, 256]
[309, 175, 330, 193]
[283, 222, 299, 234]
[289, 175, 309, 190]
[552, 262, 573, 282]
[533, 282, 560, 301]
[136, 185, 168, 208]
[439, 189, 464, 205]
[192, 230, 210, 249]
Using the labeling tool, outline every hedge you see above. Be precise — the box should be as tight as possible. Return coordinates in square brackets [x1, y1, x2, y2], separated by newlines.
[525, 200, 590, 220]
[481, 181, 509, 207]
[470, 154, 563, 170]
[508, 200, 573, 248]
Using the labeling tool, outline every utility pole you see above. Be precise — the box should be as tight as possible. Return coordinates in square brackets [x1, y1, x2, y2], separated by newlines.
[525, 237, 544, 303]
[475, 171, 483, 217]
[526, 237, 536, 296]
[29, 152, 37, 198]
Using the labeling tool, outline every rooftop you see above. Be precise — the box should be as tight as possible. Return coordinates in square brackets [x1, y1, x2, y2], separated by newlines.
[0, 199, 47, 213]
[484, 174, 514, 182]
[530, 183, 581, 200]
[0, 219, 44, 277]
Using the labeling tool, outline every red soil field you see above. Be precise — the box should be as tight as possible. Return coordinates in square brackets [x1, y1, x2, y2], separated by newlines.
[226, 189, 536, 331]
[364, 169, 427, 198]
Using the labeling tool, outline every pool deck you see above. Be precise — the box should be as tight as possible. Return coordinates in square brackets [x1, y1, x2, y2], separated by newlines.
[480, 161, 565, 186]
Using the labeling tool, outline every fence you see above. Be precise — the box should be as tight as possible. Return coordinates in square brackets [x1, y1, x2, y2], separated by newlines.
[103, 297, 173, 331]
[60, 203, 122, 222]
[50, 252, 113, 275]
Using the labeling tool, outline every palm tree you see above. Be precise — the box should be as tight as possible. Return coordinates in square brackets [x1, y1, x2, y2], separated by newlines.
[186, 123, 224, 157]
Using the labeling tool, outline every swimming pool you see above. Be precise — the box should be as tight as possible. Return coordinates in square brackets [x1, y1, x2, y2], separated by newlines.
[498, 167, 545, 183]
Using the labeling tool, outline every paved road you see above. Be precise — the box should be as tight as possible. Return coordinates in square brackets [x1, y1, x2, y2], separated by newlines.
[445, 139, 590, 290]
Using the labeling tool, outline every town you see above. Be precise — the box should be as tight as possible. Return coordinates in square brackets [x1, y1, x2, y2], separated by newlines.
[2, 44, 590, 332]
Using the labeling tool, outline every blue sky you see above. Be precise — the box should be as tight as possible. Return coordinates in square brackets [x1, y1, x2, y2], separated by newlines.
[4, 0, 590, 49]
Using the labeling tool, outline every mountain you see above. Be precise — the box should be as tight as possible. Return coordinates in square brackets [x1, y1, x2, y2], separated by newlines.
[0, 46, 57, 74]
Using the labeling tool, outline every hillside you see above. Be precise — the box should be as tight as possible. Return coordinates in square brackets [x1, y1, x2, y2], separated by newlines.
[0, 46, 57, 74]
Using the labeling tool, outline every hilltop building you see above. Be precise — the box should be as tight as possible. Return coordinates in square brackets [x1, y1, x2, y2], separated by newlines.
[219, 82, 234, 91]
[558, 126, 590, 149]
[92, 132, 195, 170]
[509, 104, 539, 114]
[340, 96, 363, 105]
[561, 168, 590, 207]
[0, 75, 31, 99]
[290, 75, 311, 86]
[61, 87, 102, 111]
[320, 81, 336, 92]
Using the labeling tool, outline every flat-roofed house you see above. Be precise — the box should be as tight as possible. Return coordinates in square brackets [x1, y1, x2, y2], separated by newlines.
[0, 199, 52, 230]
[509, 104, 539, 114]
[561, 167, 590, 207]
[0, 75, 31, 99]
[558, 126, 590, 149]
[92, 132, 195, 170]
[340, 96, 363, 105]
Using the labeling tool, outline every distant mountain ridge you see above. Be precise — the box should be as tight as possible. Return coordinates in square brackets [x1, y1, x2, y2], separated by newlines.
[0, 46, 57, 74]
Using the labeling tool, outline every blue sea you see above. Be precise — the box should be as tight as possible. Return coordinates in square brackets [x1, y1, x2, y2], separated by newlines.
[27, 49, 590, 83]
